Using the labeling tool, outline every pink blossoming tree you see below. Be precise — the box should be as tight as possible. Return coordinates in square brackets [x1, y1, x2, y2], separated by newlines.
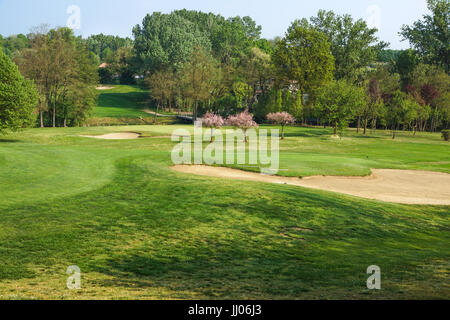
[267, 112, 295, 139]
[202, 112, 224, 142]
[226, 110, 258, 142]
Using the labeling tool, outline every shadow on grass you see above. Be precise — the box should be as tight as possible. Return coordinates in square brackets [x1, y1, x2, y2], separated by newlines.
[283, 128, 332, 138]
[352, 135, 382, 140]
[98, 92, 149, 110]
[0, 139, 22, 143]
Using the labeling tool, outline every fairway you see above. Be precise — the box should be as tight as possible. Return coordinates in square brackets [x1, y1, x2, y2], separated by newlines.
[93, 85, 150, 118]
[0, 126, 448, 299]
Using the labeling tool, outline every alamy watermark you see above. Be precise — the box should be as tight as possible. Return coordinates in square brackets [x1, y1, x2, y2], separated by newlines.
[67, 265, 81, 290]
[171, 121, 280, 175]
[66, 5, 81, 30]
[367, 265, 381, 290]
[366, 4, 382, 31]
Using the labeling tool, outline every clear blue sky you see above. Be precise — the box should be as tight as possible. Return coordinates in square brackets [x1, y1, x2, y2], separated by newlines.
[0, 0, 428, 49]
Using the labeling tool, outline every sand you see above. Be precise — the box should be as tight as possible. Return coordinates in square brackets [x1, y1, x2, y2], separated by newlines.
[96, 86, 115, 90]
[171, 165, 450, 205]
[80, 132, 141, 140]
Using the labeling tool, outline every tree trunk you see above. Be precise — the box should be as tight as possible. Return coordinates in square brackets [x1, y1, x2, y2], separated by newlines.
[40, 111, 44, 128]
[392, 124, 398, 139]
[210, 128, 214, 143]
[357, 116, 361, 134]
[63, 117, 67, 128]
[154, 103, 159, 124]
[52, 100, 56, 128]
[364, 119, 368, 135]
[281, 125, 285, 140]
[334, 124, 338, 136]
[193, 100, 198, 123]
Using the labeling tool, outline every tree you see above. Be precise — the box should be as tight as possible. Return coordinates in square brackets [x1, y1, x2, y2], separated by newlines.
[267, 112, 295, 139]
[272, 24, 335, 99]
[400, 0, 450, 72]
[410, 63, 450, 131]
[174, 10, 261, 66]
[61, 39, 99, 127]
[369, 65, 401, 109]
[133, 12, 211, 73]
[289, 90, 304, 122]
[385, 90, 416, 139]
[233, 81, 253, 110]
[378, 49, 402, 63]
[316, 80, 367, 136]
[226, 110, 258, 142]
[181, 46, 217, 122]
[362, 79, 384, 135]
[394, 49, 420, 87]
[239, 47, 272, 108]
[86, 34, 133, 62]
[146, 70, 173, 123]
[294, 10, 388, 81]
[108, 46, 136, 84]
[0, 49, 38, 134]
[202, 112, 224, 142]
[0, 34, 30, 58]
[17, 27, 98, 127]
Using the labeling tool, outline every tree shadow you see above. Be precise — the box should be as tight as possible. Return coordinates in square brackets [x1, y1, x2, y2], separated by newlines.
[0, 139, 22, 143]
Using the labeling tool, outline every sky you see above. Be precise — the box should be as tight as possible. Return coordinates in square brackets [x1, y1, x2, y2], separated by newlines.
[0, 0, 429, 49]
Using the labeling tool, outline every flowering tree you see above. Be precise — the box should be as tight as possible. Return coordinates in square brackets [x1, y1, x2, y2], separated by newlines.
[202, 112, 224, 142]
[267, 112, 295, 139]
[226, 110, 258, 142]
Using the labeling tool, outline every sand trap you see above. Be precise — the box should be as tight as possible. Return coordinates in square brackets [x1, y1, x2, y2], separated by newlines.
[80, 132, 140, 140]
[171, 165, 450, 205]
[96, 86, 115, 90]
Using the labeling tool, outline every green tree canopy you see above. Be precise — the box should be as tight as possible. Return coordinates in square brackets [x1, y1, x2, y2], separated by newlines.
[0, 49, 38, 133]
[293, 10, 388, 81]
[316, 80, 367, 136]
[133, 12, 211, 73]
[85, 34, 133, 62]
[272, 24, 335, 98]
[17, 27, 98, 128]
[400, 0, 450, 72]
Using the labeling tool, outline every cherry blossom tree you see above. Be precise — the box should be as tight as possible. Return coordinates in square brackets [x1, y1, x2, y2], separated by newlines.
[202, 112, 224, 142]
[267, 112, 295, 139]
[226, 110, 258, 142]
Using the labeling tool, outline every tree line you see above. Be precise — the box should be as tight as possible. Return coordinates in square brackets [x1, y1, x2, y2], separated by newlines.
[0, 0, 448, 133]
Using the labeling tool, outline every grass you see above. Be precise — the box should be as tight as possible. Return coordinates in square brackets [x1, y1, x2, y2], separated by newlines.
[0, 125, 449, 299]
[91, 85, 180, 126]
[93, 85, 151, 118]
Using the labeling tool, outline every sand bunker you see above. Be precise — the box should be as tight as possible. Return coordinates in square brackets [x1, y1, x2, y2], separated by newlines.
[80, 132, 141, 140]
[96, 86, 115, 90]
[171, 165, 450, 205]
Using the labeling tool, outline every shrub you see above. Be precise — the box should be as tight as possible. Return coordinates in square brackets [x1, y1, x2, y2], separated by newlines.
[442, 130, 450, 141]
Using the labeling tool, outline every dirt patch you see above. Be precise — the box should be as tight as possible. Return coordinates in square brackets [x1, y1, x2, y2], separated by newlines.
[80, 132, 141, 140]
[171, 165, 450, 205]
[96, 86, 115, 90]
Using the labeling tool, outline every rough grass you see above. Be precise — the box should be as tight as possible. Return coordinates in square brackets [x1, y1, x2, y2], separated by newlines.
[0, 125, 448, 300]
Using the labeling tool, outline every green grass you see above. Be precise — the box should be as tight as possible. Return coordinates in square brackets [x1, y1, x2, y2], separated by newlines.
[93, 85, 150, 118]
[0, 125, 449, 299]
